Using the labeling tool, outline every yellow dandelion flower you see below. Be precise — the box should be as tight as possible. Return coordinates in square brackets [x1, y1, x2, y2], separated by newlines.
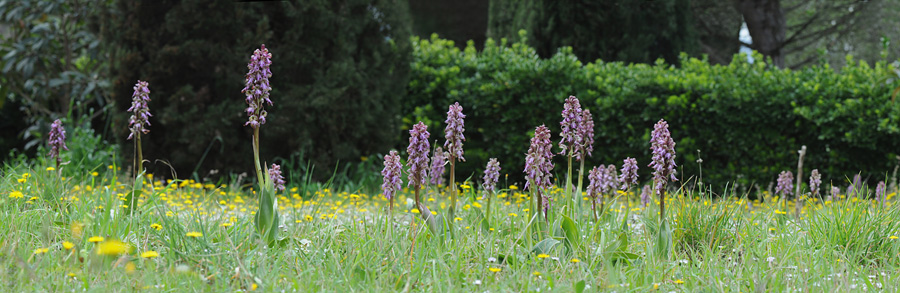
[70, 222, 84, 238]
[674, 279, 684, 284]
[9, 191, 23, 199]
[96, 240, 131, 256]
[251, 283, 258, 291]
[472, 202, 482, 208]
[537, 253, 550, 259]
[454, 217, 463, 222]
[17, 178, 26, 183]
[140, 251, 159, 259]
[150, 223, 162, 231]
[46, 167, 56, 171]
[570, 258, 580, 263]
[508, 213, 518, 217]
[88, 236, 105, 243]
[185, 231, 202, 238]
[509, 185, 518, 190]
[125, 261, 136, 274]
[532, 271, 541, 276]
[488, 267, 502, 273]
[91, 172, 99, 177]
[62, 241, 74, 250]
[33, 248, 49, 255]
[890, 235, 898, 240]
[221, 222, 233, 227]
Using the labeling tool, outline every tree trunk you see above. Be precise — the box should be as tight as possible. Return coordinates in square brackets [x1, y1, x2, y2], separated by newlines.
[736, 0, 786, 68]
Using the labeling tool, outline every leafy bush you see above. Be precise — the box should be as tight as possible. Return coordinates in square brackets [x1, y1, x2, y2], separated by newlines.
[405, 33, 900, 190]
[0, 0, 113, 156]
[35, 117, 119, 177]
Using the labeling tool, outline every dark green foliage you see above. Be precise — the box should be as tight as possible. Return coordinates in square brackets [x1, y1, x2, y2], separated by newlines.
[691, 0, 742, 65]
[100, 0, 411, 180]
[406, 34, 900, 190]
[487, 0, 698, 65]
[410, 0, 488, 49]
[0, 0, 113, 157]
[0, 99, 29, 158]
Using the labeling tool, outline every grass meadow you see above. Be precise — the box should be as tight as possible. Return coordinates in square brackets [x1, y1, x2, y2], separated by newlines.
[2, 158, 900, 292]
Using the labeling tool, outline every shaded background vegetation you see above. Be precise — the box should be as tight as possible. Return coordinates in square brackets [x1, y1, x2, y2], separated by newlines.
[2, 0, 899, 191]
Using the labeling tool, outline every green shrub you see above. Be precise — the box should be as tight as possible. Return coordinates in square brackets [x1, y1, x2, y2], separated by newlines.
[405, 33, 900, 190]
[35, 117, 119, 178]
[0, 0, 113, 158]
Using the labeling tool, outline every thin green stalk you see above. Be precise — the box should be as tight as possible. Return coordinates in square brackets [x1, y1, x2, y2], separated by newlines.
[565, 154, 573, 219]
[659, 182, 666, 223]
[537, 189, 544, 223]
[576, 159, 585, 219]
[414, 184, 421, 208]
[252, 127, 264, 187]
[448, 158, 457, 220]
[136, 134, 143, 176]
[526, 189, 535, 248]
[485, 190, 492, 227]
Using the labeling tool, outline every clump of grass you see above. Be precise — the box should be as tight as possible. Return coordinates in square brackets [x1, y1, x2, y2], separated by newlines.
[670, 193, 740, 252]
[806, 196, 900, 263]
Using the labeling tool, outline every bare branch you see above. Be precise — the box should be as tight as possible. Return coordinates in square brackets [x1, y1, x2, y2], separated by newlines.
[783, 1, 809, 14]
[788, 53, 822, 69]
[781, 5, 863, 50]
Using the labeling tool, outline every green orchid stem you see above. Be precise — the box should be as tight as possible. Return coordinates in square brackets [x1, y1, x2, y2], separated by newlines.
[252, 127, 264, 188]
[485, 191, 492, 226]
[659, 182, 666, 223]
[414, 184, 421, 210]
[565, 153, 573, 220]
[576, 159, 585, 218]
[537, 190, 543, 223]
[527, 189, 535, 248]
[448, 157, 457, 220]
[136, 134, 143, 178]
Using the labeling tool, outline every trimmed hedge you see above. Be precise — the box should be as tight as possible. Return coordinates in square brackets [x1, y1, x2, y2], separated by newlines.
[404, 33, 900, 190]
